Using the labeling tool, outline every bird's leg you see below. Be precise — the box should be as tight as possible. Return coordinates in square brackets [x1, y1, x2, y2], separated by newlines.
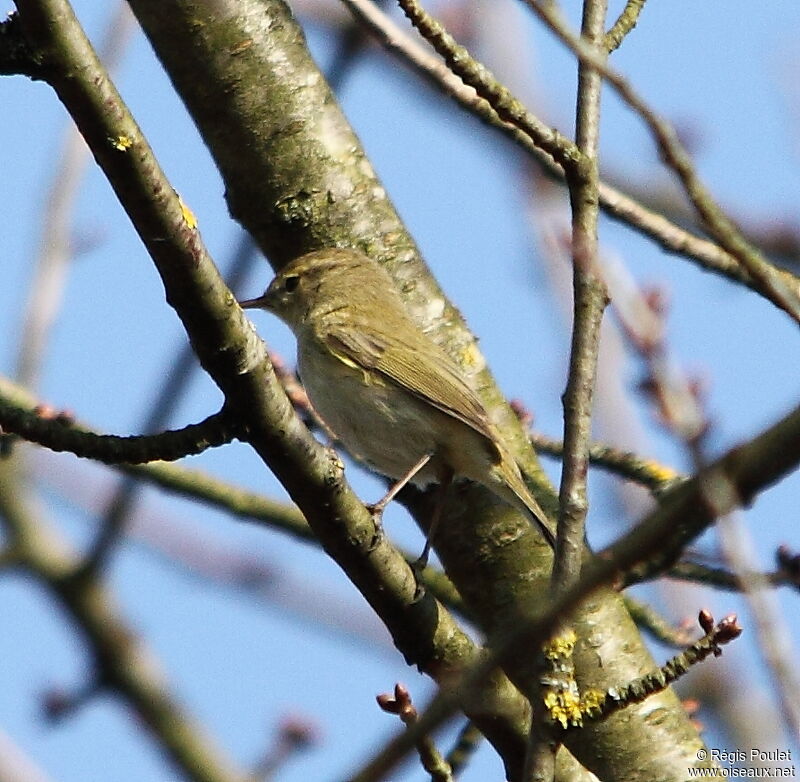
[411, 467, 454, 600]
[414, 467, 453, 569]
[366, 453, 433, 548]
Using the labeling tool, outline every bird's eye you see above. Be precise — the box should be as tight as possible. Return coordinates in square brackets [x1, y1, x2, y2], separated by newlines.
[284, 275, 300, 293]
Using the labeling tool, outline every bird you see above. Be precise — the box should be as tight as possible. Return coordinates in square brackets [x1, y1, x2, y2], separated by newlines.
[239, 248, 555, 561]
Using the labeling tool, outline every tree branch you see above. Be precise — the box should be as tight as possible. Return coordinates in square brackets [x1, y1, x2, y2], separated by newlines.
[348, 399, 800, 780]
[604, 0, 647, 52]
[553, 0, 609, 591]
[0, 461, 250, 782]
[338, 0, 800, 309]
[10, 0, 536, 766]
[9, 0, 744, 778]
[529, 1, 609, 776]
[522, 0, 800, 325]
[0, 391, 235, 464]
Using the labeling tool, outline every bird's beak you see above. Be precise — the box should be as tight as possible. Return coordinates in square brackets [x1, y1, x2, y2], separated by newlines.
[238, 293, 269, 310]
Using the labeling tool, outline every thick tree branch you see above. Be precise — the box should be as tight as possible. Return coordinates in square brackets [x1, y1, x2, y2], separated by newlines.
[349, 399, 800, 780]
[116, 1, 726, 779]
[10, 0, 535, 766]
[6, 0, 744, 778]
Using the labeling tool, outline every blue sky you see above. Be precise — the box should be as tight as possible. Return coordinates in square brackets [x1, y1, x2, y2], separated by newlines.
[1, 1, 799, 779]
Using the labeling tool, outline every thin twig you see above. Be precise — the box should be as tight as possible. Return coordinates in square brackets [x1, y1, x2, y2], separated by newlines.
[376, 684, 453, 781]
[521, 0, 800, 324]
[614, 258, 800, 739]
[252, 717, 319, 780]
[339, 0, 800, 306]
[604, 0, 646, 53]
[444, 720, 483, 778]
[0, 393, 236, 464]
[529, 430, 681, 494]
[578, 611, 742, 725]
[709, 491, 800, 739]
[623, 595, 694, 648]
[658, 559, 799, 593]
[396, 0, 581, 174]
[528, 2, 609, 777]
[551, 0, 609, 592]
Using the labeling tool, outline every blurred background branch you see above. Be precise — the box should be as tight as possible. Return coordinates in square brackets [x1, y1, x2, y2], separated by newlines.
[1, 0, 798, 780]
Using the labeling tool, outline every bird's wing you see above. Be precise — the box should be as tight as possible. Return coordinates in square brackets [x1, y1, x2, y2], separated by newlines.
[321, 320, 499, 448]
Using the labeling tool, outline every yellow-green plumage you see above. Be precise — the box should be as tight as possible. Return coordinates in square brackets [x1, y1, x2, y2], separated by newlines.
[240, 248, 555, 547]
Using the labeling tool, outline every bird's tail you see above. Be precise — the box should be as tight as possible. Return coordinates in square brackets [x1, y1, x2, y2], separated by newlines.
[494, 456, 556, 549]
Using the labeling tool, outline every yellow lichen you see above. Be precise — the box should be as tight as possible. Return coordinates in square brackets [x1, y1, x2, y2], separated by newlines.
[178, 195, 198, 229]
[579, 689, 605, 719]
[643, 460, 678, 483]
[544, 629, 577, 660]
[109, 135, 132, 151]
[544, 689, 583, 728]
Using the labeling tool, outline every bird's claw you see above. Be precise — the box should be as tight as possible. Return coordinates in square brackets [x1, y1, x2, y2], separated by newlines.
[410, 555, 429, 602]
